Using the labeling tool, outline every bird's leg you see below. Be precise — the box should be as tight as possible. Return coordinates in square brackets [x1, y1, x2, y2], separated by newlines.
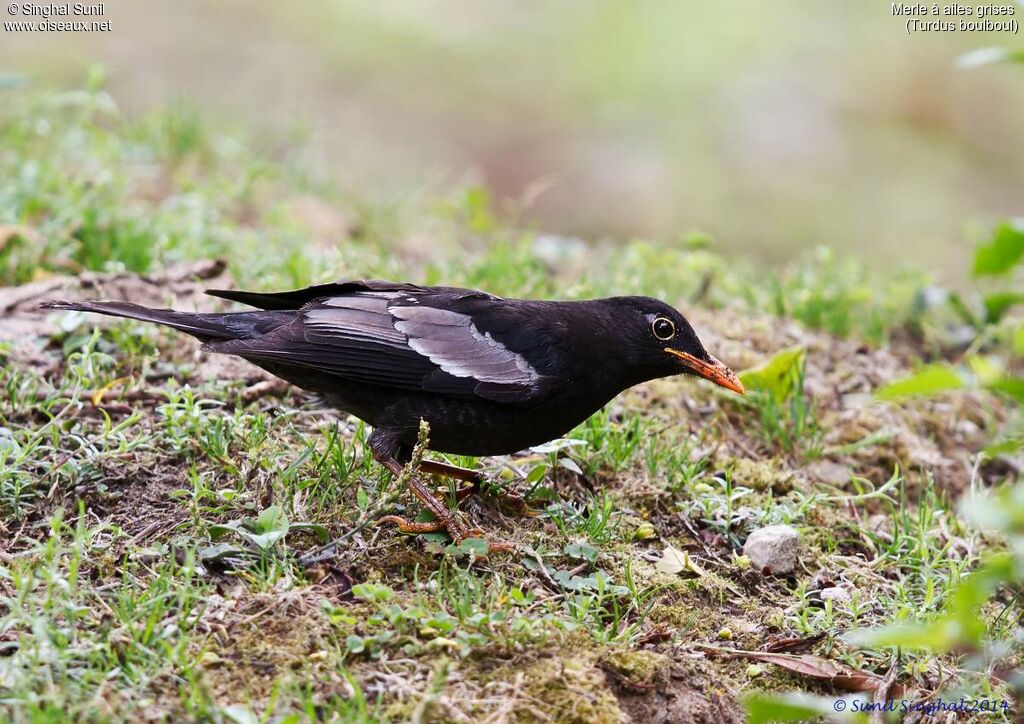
[375, 456, 514, 552]
[369, 426, 513, 552]
[419, 458, 533, 515]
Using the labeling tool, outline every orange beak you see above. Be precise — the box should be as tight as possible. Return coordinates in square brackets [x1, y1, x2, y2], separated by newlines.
[665, 349, 745, 395]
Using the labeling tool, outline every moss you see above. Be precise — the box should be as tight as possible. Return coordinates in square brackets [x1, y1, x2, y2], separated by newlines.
[602, 650, 666, 686]
[474, 640, 624, 723]
[516, 656, 623, 724]
[647, 600, 702, 631]
[728, 457, 798, 494]
[199, 600, 339, 706]
[803, 503, 851, 556]
[646, 593, 729, 639]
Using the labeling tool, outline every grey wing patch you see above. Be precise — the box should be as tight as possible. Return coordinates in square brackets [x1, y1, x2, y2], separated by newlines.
[304, 292, 407, 346]
[390, 304, 541, 388]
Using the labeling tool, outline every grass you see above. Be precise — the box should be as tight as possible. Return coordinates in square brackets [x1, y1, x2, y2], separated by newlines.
[0, 79, 1021, 721]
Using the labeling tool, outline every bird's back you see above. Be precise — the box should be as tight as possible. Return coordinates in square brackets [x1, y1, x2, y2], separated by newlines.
[42, 280, 650, 456]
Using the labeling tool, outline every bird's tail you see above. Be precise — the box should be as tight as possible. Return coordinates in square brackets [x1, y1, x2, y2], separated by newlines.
[39, 300, 286, 342]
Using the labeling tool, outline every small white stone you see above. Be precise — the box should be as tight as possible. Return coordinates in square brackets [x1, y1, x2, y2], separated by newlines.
[743, 524, 800, 575]
[819, 586, 851, 604]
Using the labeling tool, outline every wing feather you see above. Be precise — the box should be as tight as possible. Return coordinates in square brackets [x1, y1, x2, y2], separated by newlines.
[207, 287, 556, 403]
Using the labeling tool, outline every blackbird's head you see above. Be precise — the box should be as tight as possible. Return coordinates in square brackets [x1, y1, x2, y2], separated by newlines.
[610, 297, 744, 395]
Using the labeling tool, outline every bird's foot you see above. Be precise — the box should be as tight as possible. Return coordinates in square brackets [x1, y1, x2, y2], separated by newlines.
[377, 515, 446, 534]
[379, 456, 514, 553]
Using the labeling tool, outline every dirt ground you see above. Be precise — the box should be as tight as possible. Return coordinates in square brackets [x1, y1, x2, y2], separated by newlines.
[1, 263, 1016, 722]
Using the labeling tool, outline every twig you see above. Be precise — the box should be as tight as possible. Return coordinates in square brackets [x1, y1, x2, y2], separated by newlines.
[870, 655, 900, 724]
[678, 513, 726, 565]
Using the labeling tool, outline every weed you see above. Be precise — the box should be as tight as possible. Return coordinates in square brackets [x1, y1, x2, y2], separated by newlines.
[738, 346, 823, 458]
[548, 493, 621, 545]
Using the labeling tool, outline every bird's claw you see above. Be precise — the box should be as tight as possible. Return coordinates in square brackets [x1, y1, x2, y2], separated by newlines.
[376, 515, 446, 534]
[464, 527, 515, 552]
[376, 516, 514, 553]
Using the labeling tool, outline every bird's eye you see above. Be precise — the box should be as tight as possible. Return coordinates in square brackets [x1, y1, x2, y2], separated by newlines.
[652, 317, 676, 341]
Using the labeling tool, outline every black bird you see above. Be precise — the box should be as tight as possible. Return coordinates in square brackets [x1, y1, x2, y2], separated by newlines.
[42, 280, 743, 548]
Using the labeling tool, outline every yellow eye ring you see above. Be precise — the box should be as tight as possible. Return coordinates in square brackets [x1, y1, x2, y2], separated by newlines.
[652, 317, 676, 341]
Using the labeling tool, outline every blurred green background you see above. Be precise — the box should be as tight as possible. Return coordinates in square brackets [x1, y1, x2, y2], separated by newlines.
[3, 0, 1022, 279]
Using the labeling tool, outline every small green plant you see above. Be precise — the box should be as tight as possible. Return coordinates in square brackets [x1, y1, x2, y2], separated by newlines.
[762, 247, 925, 345]
[548, 492, 620, 544]
[847, 481, 1024, 705]
[571, 411, 648, 475]
[737, 346, 822, 458]
[688, 471, 754, 545]
[330, 580, 533, 660]
[208, 504, 328, 551]
[878, 221, 1024, 453]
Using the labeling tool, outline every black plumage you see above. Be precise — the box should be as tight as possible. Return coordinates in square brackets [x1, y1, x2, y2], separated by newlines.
[42, 279, 743, 548]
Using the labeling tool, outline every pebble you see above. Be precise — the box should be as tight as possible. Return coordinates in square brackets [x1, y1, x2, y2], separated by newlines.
[819, 586, 851, 604]
[743, 524, 800, 575]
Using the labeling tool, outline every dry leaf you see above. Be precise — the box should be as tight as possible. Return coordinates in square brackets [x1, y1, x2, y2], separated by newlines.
[654, 545, 693, 575]
[748, 653, 886, 694]
[655, 545, 744, 596]
[698, 645, 902, 696]
[765, 632, 827, 653]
